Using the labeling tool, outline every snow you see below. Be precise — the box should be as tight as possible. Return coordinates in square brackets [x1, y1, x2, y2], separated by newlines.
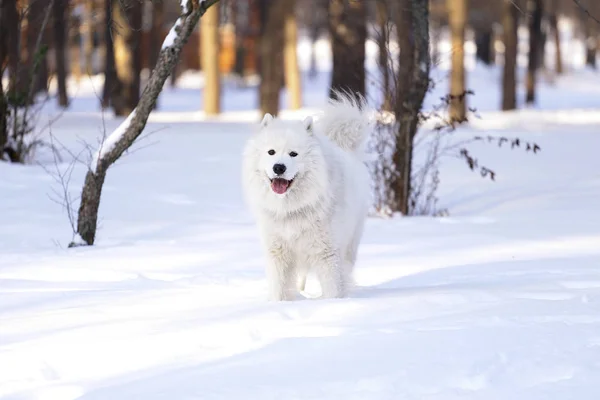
[91, 109, 136, 172]
[161, 19, 182, 50]
[2, 29, 600, 400]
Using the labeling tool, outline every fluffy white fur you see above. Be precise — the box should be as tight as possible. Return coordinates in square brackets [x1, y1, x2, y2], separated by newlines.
[242, 93, 372, 301]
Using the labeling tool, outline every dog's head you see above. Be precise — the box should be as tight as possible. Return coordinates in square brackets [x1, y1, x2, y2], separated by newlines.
[242, 114, 327, 212]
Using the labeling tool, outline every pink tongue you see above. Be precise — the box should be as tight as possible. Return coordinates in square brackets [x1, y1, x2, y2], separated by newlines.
[271, 178, 289, 194]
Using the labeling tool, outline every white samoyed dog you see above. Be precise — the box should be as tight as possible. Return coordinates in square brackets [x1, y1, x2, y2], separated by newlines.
[242, 92, 372, 301]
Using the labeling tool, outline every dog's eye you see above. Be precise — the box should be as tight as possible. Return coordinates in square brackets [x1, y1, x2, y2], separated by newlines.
[289, 151, 298, 157]
[268, 149, 275, 155]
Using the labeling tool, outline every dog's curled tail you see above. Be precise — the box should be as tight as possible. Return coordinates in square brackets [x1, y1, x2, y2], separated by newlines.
[318, 90, 373, 154]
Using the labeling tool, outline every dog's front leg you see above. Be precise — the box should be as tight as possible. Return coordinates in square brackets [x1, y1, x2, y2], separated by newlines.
[309, 239, 345, 299]
[265, 237, 296, 301]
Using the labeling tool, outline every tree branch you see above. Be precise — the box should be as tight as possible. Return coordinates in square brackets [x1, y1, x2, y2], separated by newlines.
[72, 0, 221, 247]
[573, 0, 600, 25]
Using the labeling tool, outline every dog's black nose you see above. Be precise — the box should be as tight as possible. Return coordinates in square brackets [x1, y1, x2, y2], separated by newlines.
[273, 163, 286, 175]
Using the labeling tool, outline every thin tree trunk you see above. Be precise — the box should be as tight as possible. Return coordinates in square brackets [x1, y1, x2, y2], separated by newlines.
[328, 0, 366, 101]
[110, 0, 142, 116]
[502, 0, 518, 110]
[22, 0, 49, 99]
[101, 0, 114, 108]
[525, 0, 543, 104]
[201, 3, 221, 114]
[258, 0, 285, 116]
[53, 0, 69, 107]
[231, 0, 246, 78]
[4, 0, 19, 97]
[582, 7, 597, 69]
[392, 0, 430, 215]
[447, 0, 467, 122]
[74, 0, 221, 247]
[149, 0, 164, 109]
[0, 0, 8, 153]
[0, 76, 6, 156]
[548, 0, 562, 74]
[284, 0, 301, 110]
[475, 27, 495, 65]
[84, 0, 95, 75]
[149, 0, 164, 70]
[70, 16, 82, 82]
[376, 0, 392, 111]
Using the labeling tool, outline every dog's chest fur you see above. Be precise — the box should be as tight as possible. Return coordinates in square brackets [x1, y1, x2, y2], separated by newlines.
[261, 199, 332, 244]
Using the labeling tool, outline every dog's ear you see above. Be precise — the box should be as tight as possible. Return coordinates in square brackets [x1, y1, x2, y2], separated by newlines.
[260, 113, 274, 128]
[302, 116, 314, 135]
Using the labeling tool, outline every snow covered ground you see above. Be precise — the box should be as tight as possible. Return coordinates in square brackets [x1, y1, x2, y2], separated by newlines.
[2, 34, 600, 399]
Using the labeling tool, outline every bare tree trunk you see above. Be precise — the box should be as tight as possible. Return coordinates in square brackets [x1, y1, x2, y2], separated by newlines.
[110, 0, 142, 116]
[74, 0, 221, 247]
[447, 0, 467, 122]
[525, 0, 543, 104]
[502, 0, 518, 110]
[53, 0, 69, 107]
[328, 0, 366, 101]
[376, 0, 392, 111]
[201, 3, 221, 114]
[258, 0, 285, 116]
[5, 0, 19, 97]
[0, 76, 6, 156]
[231, 0, 246, 78]
[149, 0, 164, 109]
[581, 6, 597, 69]
[101, 0, 114, 108]
[307, 0, 326, 80]
[392, 0, 430, 215]
[0, 0, 9, 152]
[22, 0, 49, 99]
[475, 27, 495, 65]
[284, 0, 301, 110]
[149, 0, 164, 70]
[70, 15, 82, 82]
[548, 0, 562, 74]
[84, 0, 95, 75]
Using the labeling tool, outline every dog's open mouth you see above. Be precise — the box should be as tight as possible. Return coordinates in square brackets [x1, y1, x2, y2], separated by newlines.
[270, 177, 293, 194]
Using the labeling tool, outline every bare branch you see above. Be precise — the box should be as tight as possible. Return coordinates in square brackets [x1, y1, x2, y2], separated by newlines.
[73, 0, 221, 246]
[573, 0, 600, 25]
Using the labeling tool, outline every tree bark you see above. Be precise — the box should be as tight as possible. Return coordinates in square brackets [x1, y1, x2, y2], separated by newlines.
[581, 6, 597, 69]
[101, 0, 115, 108]
[149, 0, 164, 70]
[525, 0, 543, 105]
[475, 27, 495, 65]
[201, 3, 221, 114]
[392, 0, 430, 215]
[258, 0, 285, 116]
[74, 0, 221, 247]
[328, 0, 366, 101]
[0, 0, 16, 151]
[3, 0, 19, 97]
[283, 0, 302, 110]
[110, 0, 142, 116]
[84, 0, 95, 75]
[447, 0, 467, 122]
[19, 0, 49, 100]
[31, 0, 50, 96]
[70, 15, 82, 82]
[502, 0, 518, 110]
[376, 0, 392, 111]
[149, 0, 164, 109]
[53, 0, 69, 107]
[548, 0, 562, 74]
